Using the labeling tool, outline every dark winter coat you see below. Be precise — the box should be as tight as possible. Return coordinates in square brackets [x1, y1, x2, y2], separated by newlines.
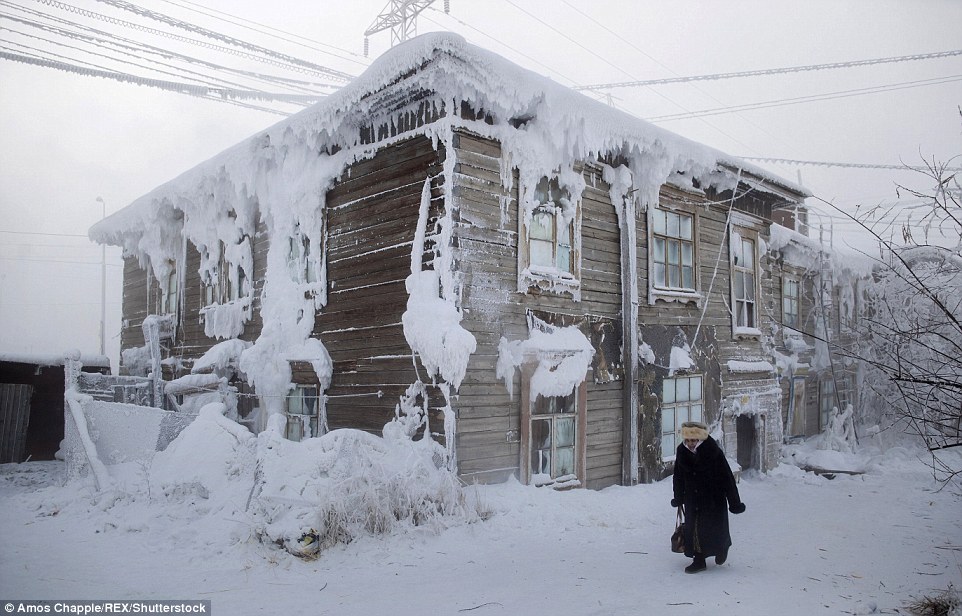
[672, 436, 743, 558]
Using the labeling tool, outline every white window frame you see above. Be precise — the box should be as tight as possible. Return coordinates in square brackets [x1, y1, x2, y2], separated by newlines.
[287, 225, 320, 285]
[647, 202, 701, 305]
[518, 176, 582, 297]
[285, 383, 323, 441]
[519, 359, 587, 488]
[730, 225, 761, 336]
[203, 239, 251, 307]
[660, 374, 704, 461]
[160, 259, 178, 317]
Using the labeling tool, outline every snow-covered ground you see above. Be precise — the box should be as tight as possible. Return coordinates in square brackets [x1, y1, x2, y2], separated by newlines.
[1, 434, 960, 616]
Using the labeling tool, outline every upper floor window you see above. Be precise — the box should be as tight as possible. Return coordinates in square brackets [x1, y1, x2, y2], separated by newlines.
[288, 225, 319, 284]
[651, 208, 695, 291]
[661, 374, 703, 460]
[204, 239, 250, 305]
[519, 176, 582, 298]
[160, 259, 178, 316]
[731, 230, 759, 332]
[782, 277, 800, 329]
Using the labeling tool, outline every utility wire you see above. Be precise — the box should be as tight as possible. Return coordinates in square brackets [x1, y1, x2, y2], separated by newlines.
[23, 0, 343, 80]
[740, 157, 962, 173]
[648, 74, 962, 121]
[86, 0, 354, 81]
[0, 50, 296, 113]
[2, 3, 340, 92]
[1, 19, 310, 97]
[575, 49, 962, 91]
[154, 0, 369, 67]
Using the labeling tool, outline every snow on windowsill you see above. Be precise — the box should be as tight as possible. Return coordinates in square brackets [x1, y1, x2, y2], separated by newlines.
[727, 360, 775, 374]
[733, 326, 762, 339]
[519, 267, 581, 300]
[650, 287, 702, 306]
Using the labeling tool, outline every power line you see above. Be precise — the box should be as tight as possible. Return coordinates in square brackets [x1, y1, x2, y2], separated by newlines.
[575, 49, 962, 91]
[0, 50, 308, 111]
[647, 74, 962, 122]
[2, 3, 340, 93]
[86, 0, 354, 82]
[21, 0, 344, 81]
[154, 0, 369, 67]
[741, 157, 962, 173]
[0, 229, 90, 237]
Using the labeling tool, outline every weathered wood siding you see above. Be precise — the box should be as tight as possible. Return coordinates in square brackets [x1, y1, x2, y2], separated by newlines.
[320, 135, 445, 434]
[450, 130, 625, 490]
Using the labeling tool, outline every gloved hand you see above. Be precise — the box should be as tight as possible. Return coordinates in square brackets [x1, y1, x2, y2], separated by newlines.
[671, 498, 680, 508]
[729, 502, 746, 514]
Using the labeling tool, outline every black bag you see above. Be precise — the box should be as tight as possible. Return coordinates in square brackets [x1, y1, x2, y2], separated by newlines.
[671, 506, 686, 553]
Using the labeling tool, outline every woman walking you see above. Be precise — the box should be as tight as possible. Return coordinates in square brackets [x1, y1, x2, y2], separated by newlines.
[671, 421, 746, 573]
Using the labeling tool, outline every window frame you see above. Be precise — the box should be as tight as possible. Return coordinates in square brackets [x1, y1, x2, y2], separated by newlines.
[519, 359, 587, 487]
[518, 175, 583, 297]
[285, 383, 323, 442]
[730, 225, 761, 336]
[660, 374, 704, 461]
[287, 224, 321, 285]
[782, 276, 800, 331]
[647, 200, 702, 305]
[159, 258, 179, 318]
[202, 238, 251, 307]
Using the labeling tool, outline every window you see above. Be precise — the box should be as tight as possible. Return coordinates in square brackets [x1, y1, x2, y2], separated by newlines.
[160, 260, 178, 316]
[285, 384, 321, 441]
[520, 361, 587, 487]
[519, 176, 581, 295]
[732, 231, 758, 331]
[651, 208, 695, 291]
[288, 226, 319, 284]
[782, 277, 800, 329]
[203, 240, 250, 305]
[529, 392, 578, 485]
[661, 375, 704, 459]
[529, 209, 573, 274]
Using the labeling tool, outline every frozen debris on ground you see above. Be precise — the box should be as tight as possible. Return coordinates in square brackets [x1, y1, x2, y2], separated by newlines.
[148, 402, 486, 557]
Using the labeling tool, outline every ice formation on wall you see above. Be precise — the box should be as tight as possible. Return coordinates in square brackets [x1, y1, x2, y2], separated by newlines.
[497, 323, 595, 401]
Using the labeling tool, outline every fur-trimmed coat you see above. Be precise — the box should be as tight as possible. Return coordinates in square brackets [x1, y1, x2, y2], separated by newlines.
[672, 436, 743, 558]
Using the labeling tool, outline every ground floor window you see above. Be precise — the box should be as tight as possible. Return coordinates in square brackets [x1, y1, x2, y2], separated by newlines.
[661, 374, 703, 459]
[285, 384, 321, 441]
[521, 368, 587, 487]
[530, 392, 577, 484]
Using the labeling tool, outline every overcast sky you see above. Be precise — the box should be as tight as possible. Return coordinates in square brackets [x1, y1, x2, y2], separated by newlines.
[1, 0, 960, 369]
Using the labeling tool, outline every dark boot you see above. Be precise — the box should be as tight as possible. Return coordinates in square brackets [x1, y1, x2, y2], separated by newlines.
[715, 549, 728, 565]
[685, 555, 707, 574]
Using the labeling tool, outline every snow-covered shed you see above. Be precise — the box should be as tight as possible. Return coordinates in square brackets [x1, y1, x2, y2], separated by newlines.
[90, 32, 809, 488]
[0, 352, 110, 463]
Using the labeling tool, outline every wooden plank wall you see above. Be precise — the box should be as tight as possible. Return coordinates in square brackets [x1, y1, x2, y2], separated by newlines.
[450, 130, 625, 489]
[320, 135, 445, 434]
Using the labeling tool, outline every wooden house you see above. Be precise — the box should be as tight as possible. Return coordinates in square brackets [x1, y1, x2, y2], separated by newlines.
[91, 33, 810, 489]
[769, 215, 867, 442]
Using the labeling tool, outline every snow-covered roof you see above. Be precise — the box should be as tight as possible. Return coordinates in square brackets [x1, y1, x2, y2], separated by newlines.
[90, 32, 807, 247]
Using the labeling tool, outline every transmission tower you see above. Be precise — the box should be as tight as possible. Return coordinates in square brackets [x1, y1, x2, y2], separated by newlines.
[364, 0, 449, 55]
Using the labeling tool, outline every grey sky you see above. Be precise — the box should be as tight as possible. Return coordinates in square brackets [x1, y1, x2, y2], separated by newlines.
[1, 0, 960, 369]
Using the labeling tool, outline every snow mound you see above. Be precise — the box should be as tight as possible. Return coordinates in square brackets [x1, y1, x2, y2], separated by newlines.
[150, 402, 255, 501]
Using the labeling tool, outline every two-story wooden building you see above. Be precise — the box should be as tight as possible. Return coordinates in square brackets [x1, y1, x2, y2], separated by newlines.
[91, 33, 810, 489]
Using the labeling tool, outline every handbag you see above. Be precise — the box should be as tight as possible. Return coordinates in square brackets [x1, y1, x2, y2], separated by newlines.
[670, 506, 686, 553]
